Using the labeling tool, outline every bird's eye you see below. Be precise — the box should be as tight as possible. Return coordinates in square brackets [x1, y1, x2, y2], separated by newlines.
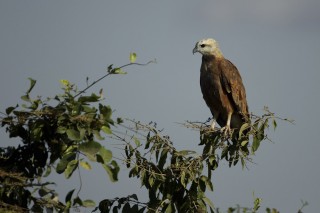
[200, 44, 206, 48]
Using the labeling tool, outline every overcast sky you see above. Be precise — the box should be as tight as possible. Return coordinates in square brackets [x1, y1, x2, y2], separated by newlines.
[1, 1, 320, 212]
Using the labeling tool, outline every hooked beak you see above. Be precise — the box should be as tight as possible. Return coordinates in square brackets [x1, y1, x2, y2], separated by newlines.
[193, 42, 199, 55]
[192, 47, 198, 55]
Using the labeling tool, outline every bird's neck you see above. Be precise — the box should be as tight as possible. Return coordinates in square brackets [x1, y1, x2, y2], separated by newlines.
[202, 48, 224, 61]
[213, 48, 224, 58]
[202, 53, 224, 62]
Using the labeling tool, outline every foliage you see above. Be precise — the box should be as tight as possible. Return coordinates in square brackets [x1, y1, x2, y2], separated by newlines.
[94, 110, 280, 213]
[0, 63, 133, 211]
[0, 54, 301, 213]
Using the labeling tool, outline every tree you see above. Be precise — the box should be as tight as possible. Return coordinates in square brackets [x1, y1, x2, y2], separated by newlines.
[0, 54, 301, 213]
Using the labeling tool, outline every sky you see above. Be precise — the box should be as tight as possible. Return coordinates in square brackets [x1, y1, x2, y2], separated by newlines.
[1, 1, 320, 212]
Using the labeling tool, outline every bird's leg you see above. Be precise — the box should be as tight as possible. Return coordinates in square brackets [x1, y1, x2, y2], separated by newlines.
[210, 120, 216, 130]
[221, 112, 232, 136]
[210, 114, 219, 131]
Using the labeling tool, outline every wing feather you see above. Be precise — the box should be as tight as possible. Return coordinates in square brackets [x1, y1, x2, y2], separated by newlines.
[219, 59, 249, 116]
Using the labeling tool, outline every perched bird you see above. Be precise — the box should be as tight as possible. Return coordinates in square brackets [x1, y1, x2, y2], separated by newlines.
[193, 38, 249, 134]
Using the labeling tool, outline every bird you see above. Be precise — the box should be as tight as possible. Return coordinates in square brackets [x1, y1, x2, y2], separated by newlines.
[193, 38, 250, 135]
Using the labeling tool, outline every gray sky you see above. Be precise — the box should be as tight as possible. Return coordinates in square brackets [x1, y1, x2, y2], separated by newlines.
[1, 1, 320, 212]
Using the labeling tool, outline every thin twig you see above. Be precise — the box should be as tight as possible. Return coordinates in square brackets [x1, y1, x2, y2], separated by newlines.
[76, 153, 82, 198]
[74, 60, 156, 98]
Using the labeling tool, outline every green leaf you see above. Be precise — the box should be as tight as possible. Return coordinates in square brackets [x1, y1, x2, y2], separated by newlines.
[122, 203, 131, 212]
[65, 189, 75, 203]
[31, 123, 44, 141]
[107, 64, 113, 72]
[134, 137, 141, 147]
[29, 99, 40, 110]
[208, 155, 215, 165]
[208, 180, 214, 191]
[79, 127, 86, 139]
[60, 79, 70, 87]
[158, 149, 168, 169]
[241, 140, 249, 147]
[93, 130, 105, 140]
[79, 141, 102, 160]
[65, 159, 78, 179]
[129, 165, 139, 178]
[66, 129, 81, 141]
[99, 104, 112, 120]
[131, 204, 139, 212]
[56, 126, 66, 134]
[209, 207, 215, 213]
[83, 105, 97, 113]
[71, 104, 81, 115]
[6, 106, 17, 115]
[272, 119, 277, 130]
[101, 125, 112, 135]
[148, 176, 154, 187]
[130, 194, 138, 201]
[239, 123, 250, 139]
[199, 176, 207, 192]
[80, 160, 92, 170]
[39, 187, 50, 197]
[125, 145, 130, 158]
[96, 154, 104, 164]
[27, 78, 36, 94]
[82, 199, 96, 207]
[164, 202, 173, 213]
[202, 197, 215, 211]
[21, 103, 28, 108]
[113, 68, 127, 74]
[145, 132, 151, 149]
[43, 166, 51, 177]
[221, 146, 228, 159]
[98, 146, 112, 163]
[98, 199, 111, 212]
[116, 117, 123, 124]
[56, 152, 76, 174]
[252, 120, 265, 153]
[252, 136, 261, 153]
[180, 171, 186, 188]
[253, 197, 262, 211]
[102, 160, 119, 182]
[130, 52, 137, 63]
[78, 93, 100, 103]
[208, 155, 218, 171]
[73, 196, 83, 206]
[177, 150, 197, 156]
[21, 94, 30, 102]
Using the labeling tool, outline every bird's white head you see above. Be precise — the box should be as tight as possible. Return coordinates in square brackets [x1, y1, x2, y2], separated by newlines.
[193, 38, 223, 57]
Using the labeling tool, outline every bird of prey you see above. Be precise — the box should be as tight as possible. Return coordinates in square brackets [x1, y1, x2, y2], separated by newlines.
[193, 38, 249, 134]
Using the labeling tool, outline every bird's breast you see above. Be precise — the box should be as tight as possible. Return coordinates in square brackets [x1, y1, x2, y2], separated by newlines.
[200, 69, 222, 104]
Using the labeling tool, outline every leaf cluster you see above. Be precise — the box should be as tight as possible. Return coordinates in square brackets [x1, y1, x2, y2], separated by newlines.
[93, 194, 146, 213]
[123, 123, 213, 212]
[198, 110, 278, 171]
[97, 108, 282, 213]
[0, 77, 121, 212]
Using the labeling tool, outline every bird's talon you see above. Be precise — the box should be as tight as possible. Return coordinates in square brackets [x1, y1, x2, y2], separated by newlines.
[220, 126, 231, 137]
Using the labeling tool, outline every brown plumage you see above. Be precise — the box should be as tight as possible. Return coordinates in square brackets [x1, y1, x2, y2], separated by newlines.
[193, 38, 249, 132]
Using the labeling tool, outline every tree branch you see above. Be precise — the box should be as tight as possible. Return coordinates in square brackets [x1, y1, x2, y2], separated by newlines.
[73, 59, 156, 98]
